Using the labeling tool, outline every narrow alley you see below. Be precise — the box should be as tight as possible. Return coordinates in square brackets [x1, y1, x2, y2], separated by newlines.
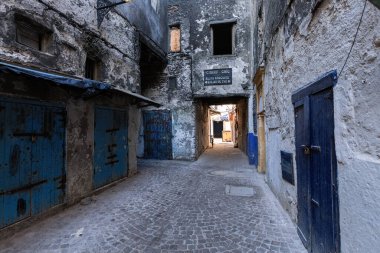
[0, 144, 305, 253]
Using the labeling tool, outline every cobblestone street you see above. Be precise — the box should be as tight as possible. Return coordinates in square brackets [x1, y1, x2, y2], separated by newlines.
[0, 144, 306, 253]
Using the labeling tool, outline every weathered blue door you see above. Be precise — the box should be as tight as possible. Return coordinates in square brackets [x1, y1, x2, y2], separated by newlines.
[143, 110, 172, 160]
[293, 71, 340, 253]
[0, 99, 65, 229]
[93, 107, 128, 189]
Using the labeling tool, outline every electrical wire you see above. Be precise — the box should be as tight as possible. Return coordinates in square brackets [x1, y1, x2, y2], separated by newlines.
[339, 0, 368, 77]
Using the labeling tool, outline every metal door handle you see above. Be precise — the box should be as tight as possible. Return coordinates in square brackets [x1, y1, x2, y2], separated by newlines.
[310, 145, 321, 152]
[301, 145, 311, 155]
[301, 145, 321, 154]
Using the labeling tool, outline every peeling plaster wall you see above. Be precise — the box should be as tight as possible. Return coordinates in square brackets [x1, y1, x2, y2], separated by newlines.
[189, 0, 252, 97]
[0, 0, 141, 92]
[141, 54, 197, 160]
[167, 2, 197, 160]
[37, 0, 98, 30]
[139, 1, 197, 160]
[119, 0, 168, 52]
[128, 105, 140, 176]
[255, 0, 380, 252]
[65, 99, 94, 205]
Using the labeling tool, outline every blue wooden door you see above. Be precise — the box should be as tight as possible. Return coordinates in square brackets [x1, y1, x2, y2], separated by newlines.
[0, 99, 65, 229]
[143, 110, 172, 160]
[293, 72, 340, 253]
[30, 105, 66, 215]
[93, 107, 128, 189]
[294, 96, 311, 248]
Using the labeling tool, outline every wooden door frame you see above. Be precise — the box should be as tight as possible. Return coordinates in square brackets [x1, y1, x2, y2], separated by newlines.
[253, 67, 266, 173]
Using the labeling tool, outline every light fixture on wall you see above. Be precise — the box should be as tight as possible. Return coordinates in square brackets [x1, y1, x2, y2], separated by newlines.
[97, 0, 132, 27]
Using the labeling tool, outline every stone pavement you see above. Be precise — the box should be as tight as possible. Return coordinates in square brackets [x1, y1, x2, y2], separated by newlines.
[0, 143, 307, 253]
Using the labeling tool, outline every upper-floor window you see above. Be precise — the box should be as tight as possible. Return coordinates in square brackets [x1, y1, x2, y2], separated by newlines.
[169, 25, 181, 53]
[85, 57, 102, 81]
[211, 22, 235, 55]
[15, 17, 52, 52]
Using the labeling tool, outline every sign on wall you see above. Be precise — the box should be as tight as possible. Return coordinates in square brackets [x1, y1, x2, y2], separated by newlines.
[281, 151, 295, 185]
[204, 68, 232, 85]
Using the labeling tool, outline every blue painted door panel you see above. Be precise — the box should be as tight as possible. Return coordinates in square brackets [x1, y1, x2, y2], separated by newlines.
[143, 110, 172, 160]
[31, 105, 65, 215]
[1, 102, 33, 228]
[0, 99, 65, 229]
[295, 97, 311, 248]
[294, 76, 339, 253]
[309, 88, 338, 253]
[93, 107, 128, 189]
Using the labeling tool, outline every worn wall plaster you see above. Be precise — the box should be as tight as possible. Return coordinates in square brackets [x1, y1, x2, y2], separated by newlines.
[254, 0, 380, 252]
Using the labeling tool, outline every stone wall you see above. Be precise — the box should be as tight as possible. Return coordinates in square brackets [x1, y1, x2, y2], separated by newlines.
[253, 0, 380, 252]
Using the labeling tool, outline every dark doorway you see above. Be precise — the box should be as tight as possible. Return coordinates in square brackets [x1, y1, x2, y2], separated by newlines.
[293, 71, 340, 253]
[213, 121, 223, 138]
[139, 41, 166, 92]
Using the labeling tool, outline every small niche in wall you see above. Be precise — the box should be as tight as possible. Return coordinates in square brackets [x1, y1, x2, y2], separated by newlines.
[15, 14, 52, 52]
[85, 57, 102, 81]
[168, 76, 177, 89]
[281, 151, 294, 185]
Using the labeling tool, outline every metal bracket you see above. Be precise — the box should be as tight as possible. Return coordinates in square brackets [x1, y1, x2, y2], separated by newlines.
[97, 0, 112, 27]
[97, 0, 131, 28]
[0, 180, 47, 195]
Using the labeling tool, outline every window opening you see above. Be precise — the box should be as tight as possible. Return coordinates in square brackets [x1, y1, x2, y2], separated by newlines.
[85, 57, 102, 80]
[211, 23, 234, 55]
